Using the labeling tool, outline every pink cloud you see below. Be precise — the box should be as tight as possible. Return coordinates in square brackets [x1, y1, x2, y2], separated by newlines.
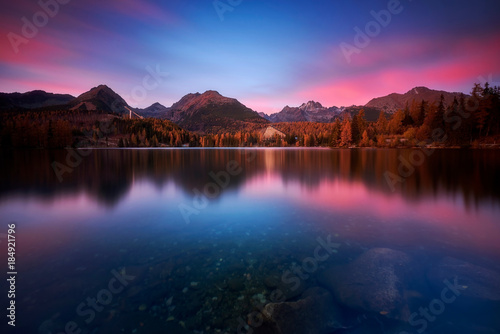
[296, 76, 394, 107]
[297, 34, 500, 107]
[240, 96, 294, 115]
[343, 37, 437, 69]
[0, 35, 76, 65]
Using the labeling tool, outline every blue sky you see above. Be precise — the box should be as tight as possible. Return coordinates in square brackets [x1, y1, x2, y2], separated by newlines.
[1, 0, 500, 114]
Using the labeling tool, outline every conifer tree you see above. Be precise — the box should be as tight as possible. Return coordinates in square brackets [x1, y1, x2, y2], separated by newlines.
[340, 118, 352, 147]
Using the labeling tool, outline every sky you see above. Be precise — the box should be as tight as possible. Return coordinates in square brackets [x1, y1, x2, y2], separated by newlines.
[1, 0, 500, 115]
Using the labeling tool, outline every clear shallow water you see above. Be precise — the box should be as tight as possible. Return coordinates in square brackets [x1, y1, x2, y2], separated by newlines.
[0, 148, 499, 334]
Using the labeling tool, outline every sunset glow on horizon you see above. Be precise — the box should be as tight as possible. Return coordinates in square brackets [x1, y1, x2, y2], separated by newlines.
[1, 0, 500, 114]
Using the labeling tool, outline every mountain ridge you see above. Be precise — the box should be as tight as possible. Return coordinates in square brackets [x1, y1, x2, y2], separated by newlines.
[0, 90, 74, 110]
[135, 102, 169, 118]
[69, 84, 130, 114]
[164, 90, 268, 132]
[0, 85, 470, 129]
[265, 101, 343, 123]
[365, 86, 467, 112]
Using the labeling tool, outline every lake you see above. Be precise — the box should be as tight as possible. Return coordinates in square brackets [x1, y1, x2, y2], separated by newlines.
[1, 148, 499, 334]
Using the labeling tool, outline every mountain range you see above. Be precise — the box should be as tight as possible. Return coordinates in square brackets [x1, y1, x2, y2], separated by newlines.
[162, 90, 267, 132]
[366, 86, 465, 112]
[0, 85, 467, 132]
[0, 90, 74, 110]
[262, 101, 343, 123]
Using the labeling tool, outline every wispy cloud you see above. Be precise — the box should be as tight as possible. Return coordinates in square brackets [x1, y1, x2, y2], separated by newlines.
[292, 34, 500, 108]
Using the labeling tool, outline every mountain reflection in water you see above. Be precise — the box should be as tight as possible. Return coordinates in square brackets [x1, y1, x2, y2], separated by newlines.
[0, 148, 499, 334]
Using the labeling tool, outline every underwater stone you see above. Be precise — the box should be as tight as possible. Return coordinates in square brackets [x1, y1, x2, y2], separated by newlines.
[318, 247, 413, 320]
[228, 277, 245, 291]
[256, 287, 343, 334]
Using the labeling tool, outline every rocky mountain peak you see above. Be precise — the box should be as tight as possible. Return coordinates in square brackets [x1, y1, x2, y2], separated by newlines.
[300, 101, 324, 110]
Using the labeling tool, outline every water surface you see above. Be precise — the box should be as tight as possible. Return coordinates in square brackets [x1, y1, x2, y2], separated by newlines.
[1, 148, 499, 334]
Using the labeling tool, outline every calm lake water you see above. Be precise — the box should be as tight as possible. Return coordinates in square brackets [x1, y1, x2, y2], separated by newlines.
[1, 148, 499, 334]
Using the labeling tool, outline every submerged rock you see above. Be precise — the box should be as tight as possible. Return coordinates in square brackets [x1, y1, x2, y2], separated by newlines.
[255, 287, 344, 334]
[427, 257, 500, 301]
[263, 273, 281, 289]
[275, 276, 308, 301]
[318, 247, 412, 320]
[228, 277, 245, 291]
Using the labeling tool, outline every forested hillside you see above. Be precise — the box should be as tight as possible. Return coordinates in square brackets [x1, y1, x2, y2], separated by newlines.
[0, 109, 199, 148]
[1, 83, 498, 149]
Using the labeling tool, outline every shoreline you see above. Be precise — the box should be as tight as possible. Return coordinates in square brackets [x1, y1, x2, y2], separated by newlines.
[1, 145, 499, 151]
